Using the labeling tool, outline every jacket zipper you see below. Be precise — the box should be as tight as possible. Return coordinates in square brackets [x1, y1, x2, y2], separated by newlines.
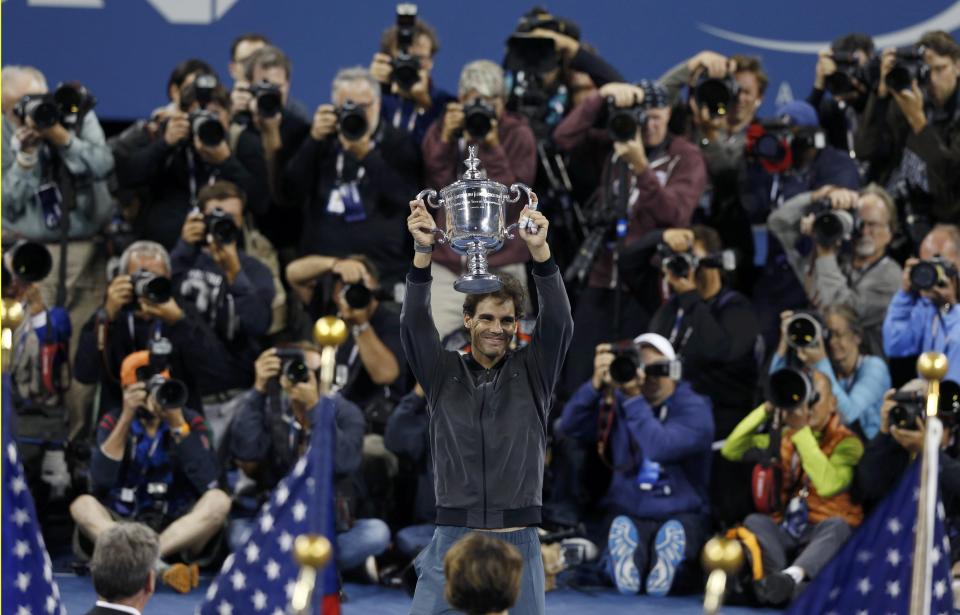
[479, 367, 491, 527]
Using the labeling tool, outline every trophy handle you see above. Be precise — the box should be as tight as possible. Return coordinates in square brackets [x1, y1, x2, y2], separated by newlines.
[505, 184, 539, 238]
[413, 190, 448, 244]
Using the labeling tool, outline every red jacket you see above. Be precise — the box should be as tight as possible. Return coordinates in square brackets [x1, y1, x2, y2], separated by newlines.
[554, 92, 706, 288]
[420, 110, 537, 271]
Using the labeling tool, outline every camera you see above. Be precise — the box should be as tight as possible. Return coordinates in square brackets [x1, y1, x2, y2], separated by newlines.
[657, 243, 736, 279]
[4, 241, 53, 283]
[885, 45, 928, 93]
[768, 367, 818, 411]
[693, 73, 739, 118]
[130, 269, 173, 305]
[605, 98, 647, 143]
[191, 73, 219, 109]
[337, 101, 369, 141]
[806, 199, 858, 247]
[784, 312, 824, 349]
[138, 337, 188, 410]
[13, 94, 60, 130]
[608, 343, 641, 384]
[745, 119, 825, 174]
[341, 283, 374, 310]
[52, 82, 97, 128]
[275, 348, 310, 384]
[463, 97, 496, 139]
[824, 51, 871, 96]
[888, 380, 960, 431]
[392, 3, 421, 91]
[909, 258, 957, 292]
[249, 80, 283, 118]
[189, 110, 226, 147]
[203, 207, 239, 244]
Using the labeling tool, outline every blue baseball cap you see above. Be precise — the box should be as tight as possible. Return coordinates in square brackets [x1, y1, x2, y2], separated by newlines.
[775, 100, 820, 128]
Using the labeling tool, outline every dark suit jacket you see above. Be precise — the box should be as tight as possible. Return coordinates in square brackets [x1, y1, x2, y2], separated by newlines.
[84, 604, 140, 615]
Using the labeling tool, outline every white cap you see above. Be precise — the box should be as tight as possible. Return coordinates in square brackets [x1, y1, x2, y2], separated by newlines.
[632, 333, 676, 361]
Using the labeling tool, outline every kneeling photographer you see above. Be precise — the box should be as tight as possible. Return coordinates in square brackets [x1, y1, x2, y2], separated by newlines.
[883, 224, 960, 384]
[770, 308, 890, 439]
[228, 346, 390, 573]
[70, 348, 230, 594]
[557, 334, 713, 597]
[857, 382, 960, 566]
[768, 183, 901, 356]
[722, 368, 863, 606]
[171, 181, 275, 446]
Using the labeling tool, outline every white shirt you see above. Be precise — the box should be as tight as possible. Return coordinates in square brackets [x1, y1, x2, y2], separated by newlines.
[95, 601, 141, 615]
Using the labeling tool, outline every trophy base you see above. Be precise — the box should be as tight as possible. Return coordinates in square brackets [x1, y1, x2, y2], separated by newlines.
[454, 273, 502, 294]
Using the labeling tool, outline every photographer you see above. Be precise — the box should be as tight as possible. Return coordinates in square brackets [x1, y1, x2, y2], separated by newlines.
[228, 347, 390, 572]
[808, 34, 875, 153]
[557, 334, 713, 596]
[421, 59, 537, 336]
[112, 70, 269, 249]
[770, 308, 890, 439]
[2, 66, 113, 340]
[285, 253, 404, 410]
[855, 30, 960, 224]
[722, 369, 863, 606]
[70, 351, 230, 594]
[170, 181, 275, 445]
[370, 8, 455, 145]
[227, 33, 268, 83]
[768, 184, 901, 356]
[553, 80, 706, 397]
[857, 384, 959, 564]
[646, 226, 761, 525]
[883, 224, 960, 384]
[284, 66, 421, 292]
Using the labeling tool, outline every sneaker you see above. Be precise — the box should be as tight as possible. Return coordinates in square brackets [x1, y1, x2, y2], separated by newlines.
[162, 563, 199, 594]
[607, 515, 641, 595]
[645, 520, 686, 597]
[754, 571, 796, 606]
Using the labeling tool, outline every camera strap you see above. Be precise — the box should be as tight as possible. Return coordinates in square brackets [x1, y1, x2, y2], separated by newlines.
[185, 148, 216, 208]
[391, 105, 422, 134]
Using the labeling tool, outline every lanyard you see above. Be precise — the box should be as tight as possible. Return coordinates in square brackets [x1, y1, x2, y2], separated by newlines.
[185, 148, 215, 207]
[391, 104, 422, 133]
[838, 355, 863, 394]
[335, 151, 366, 185]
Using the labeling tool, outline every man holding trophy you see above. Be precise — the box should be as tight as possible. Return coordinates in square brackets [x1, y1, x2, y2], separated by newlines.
[401, 148, 574, 614]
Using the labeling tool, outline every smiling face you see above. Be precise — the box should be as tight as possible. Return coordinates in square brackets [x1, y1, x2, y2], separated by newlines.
[464, 296, 517, 365]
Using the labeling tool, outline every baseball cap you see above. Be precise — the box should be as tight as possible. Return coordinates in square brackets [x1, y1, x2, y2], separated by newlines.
[776, 100, 820, 128]
[120, 350, 170, 386]
[632, 333, 677, 361]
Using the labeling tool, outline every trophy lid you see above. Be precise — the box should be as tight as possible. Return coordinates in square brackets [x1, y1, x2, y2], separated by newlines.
[461, 145, 487, 180]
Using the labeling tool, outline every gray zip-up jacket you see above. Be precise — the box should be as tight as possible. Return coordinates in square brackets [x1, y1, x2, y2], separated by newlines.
[400, 258, 574, 529]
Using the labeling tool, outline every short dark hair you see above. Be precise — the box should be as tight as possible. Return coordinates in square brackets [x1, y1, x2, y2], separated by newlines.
[230, 32, 270, 62]
[462, 273, 525, 319]
[244, 45, 292, 82]
[444, 532, 523, 615]
[732, 54, 769, 96]
[91, 523, 159, 602]
[197, 180, 247, 212]
[919, 31, 960, 61]
[166, 59, 216, 101]
[379, 19, 441, 57]
[832, 33, 875, 57]
[692, 225, 723, 254]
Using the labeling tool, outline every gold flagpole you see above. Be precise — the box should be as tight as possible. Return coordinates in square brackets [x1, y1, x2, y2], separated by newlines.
[702, 536, 744, 614]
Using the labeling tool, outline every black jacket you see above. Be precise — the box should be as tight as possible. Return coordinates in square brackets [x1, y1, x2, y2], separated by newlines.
[384, 390, 434, 523]
[400, 259, 574, 528]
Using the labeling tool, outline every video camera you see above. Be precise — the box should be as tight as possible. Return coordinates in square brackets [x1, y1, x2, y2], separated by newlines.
[658, 243, 736, 279]
[392, 3, 421, 92]
[888, 380, 960, 431]
[607, 341, 681, 385]
[130, 269, 173, 305]
[463, 98, 496, 139]
[274, 348, 311, 385]
[768, 367, 819, 412]
[139, 337, 188, 410]
[784, 312, 826, 350]
[693, 72, 739, 118]
[337, 101, 369, 141]
[13, 82, 97, 131]
[203, 207, 239, 244]
[745, 118, 825, 174]
[806, 199, 860, 248]
[909, 258, 957, 293]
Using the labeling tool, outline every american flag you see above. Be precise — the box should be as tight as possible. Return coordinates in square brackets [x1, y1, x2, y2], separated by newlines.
[786, 459, 955, 615]
[198, 396, 340, 615]
[1, 373, 66, 615]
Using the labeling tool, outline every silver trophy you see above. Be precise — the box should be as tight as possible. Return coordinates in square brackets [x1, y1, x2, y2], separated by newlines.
[416, 145, 536, 293]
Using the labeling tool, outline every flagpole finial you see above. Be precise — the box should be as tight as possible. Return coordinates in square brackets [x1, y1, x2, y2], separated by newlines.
[313, 316, 349, 395]
[2, 299, 25, 372]
[290, 535, 333, 615]
[917, 352, 948, 383]
[701, 536, 743, 615]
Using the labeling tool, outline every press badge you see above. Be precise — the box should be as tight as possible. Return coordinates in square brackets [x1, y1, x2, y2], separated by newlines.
[120, 487, 136, 503]
[37, 183, 63, 231]
[327, 187, 346, 214]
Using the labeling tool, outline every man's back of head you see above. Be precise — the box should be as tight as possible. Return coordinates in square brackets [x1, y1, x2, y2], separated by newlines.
[90, 522, 159, 611]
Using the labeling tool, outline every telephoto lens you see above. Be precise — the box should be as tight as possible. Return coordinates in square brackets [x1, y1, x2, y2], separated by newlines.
[463, 98, 496, 139]
[337, 101, 369, 141]
[14, 94, 60, 130]
[608, 345, 641, 384]
[785, 313, 822, 349]
[190, 110, 226, 146]
[768, 367, 814, 411]
[694, 74, 738, 117]
[908, 259, 955, 292]
[131, 270, 173, 304]
[812, 210, 855, 247]
[7, 241, 53, 282]
[147, 375, 188, 410]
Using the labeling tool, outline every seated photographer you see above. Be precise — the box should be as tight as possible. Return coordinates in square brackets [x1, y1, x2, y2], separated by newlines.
[420, 59, 537, 336]
[722, 368, 863, 606]
[857, 383, 960, 565]
[70, 351, 230, 594]
[284, 66, 421, 293]
[855, 30, 960, 224]
[553, 80, 706, 398]
[557, 334, 714, 597]
[883, 224, 960, 384]
[170, 181, 275, 444]
[112, 70, 269, 249]
[228, 347, 390, 573]
[646, 226, 761, 526]
[771, 308, 890, 439]
[808, 34, 875, 153]
[370, 8, 455, 145]
[769, 183, 901, 357]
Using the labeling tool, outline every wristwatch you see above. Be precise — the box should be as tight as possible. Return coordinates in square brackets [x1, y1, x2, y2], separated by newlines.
[351, 322, 371, 338]
[414, 242, 434, 253]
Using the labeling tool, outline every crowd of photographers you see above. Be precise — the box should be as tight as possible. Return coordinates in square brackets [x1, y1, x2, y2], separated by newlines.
[3, 4, 959, 607]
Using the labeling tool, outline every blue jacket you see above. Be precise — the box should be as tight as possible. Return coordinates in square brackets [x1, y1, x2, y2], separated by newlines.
[883, 290, 960, 385]
[769, 353, 890, 439]
[379, 83, 455, 146]
[557, 380, 714, 521]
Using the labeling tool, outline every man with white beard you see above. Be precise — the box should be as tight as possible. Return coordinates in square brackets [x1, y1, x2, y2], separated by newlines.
[768, 183, 902, 357]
